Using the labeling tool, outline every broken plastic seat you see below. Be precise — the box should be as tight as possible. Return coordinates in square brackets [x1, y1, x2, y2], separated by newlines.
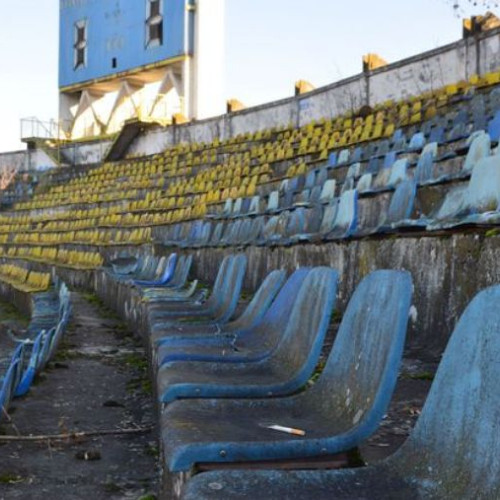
[161, 270, 412, 475]
[182, 282, 500, 500]
[0, 282, 71, 414]
[156, 267, 338, 404]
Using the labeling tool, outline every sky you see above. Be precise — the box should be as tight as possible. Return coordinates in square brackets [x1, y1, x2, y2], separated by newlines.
[0, 0, 499, 152]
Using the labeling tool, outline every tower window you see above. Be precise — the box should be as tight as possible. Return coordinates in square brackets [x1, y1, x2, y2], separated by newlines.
[146, 0, 163, 48]
[74, 20, 87, 69]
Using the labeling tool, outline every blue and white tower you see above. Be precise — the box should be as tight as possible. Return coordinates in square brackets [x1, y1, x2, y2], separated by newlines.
[59, 0, 225, 139]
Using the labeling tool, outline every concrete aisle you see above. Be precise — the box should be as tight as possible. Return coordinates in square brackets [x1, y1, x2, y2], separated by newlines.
[0, 292, 159, 500]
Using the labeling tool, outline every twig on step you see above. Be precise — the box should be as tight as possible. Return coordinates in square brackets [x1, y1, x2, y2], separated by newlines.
[0, 426, 154, 442]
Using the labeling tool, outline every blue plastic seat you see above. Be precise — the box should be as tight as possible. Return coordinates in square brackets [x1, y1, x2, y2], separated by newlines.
[379, 179, 418, 231]
[241, 217, 264, 246]
[428, 125, 445, 144]
[247, 196, 261, 216]
[257, 216, 279, 245]
[319, 180, 336, 204]
[350, 147, 363, 163]
[162, 270, 411, 477]
[134, 253, 177, 287]
[324, 189, 358, 240]
[296, 201, 337, 242]
[430, 154, 500, 229]
[327, 152, 338, 168]
[414, 151, 435, 184]
[281, 208, 307, 244]
[266, 191, 280, 213]
[337, 149, 350, 165]
[289, 206, 324, 243]
[155, 269, 289, 364]
[407, 132, 425, 152]
[207, 222, 224, 247]
[487, 110, 500, 142]
[365, 156, 380, 175]
[183, 283, 500, 500]
[462, 131, 491, 174]
[304, 170, 316, 190]
[156, 267, 338, 404]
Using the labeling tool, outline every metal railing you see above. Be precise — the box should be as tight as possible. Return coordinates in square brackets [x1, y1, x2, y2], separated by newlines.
[20, 117, 70, 142]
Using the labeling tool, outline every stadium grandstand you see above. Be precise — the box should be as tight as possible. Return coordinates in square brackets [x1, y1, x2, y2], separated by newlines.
[0, 1, 499, 498]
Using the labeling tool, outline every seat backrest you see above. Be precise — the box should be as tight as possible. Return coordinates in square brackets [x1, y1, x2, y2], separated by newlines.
[304, 170, 316, 189]
[338, 149, 350, 165]
[309, 270, 412, 432]
[433, 185, 467, 221]
[285, 209, 306, 238]
[212, 254, 247, 321]
[159, 253, 178, 284]
[250, 268, 311, 337]
[464, 155, 500, 213]
[261, 216, 279, 241]
[209, 222, 224, 246]
[366, 157, 380, 175]
[248, 196, 261, 215]
[488, 109, 500, 142]
[319, 179, 336, 204]
[234, 219, 252, 245]
[329, 189, 358, 238]
[408, 132, 426, 151]
[243, 217, 264, 245]
[170, 254, 192, 287]
[205, 255, 234, 307]
[232, 198, 243, 216]
[415, 151, 434, 184]
[388, 158, 409, 187]
[394, 284, 500, 498]
[319, 201, 339, 234]
[267, 191, 280, 212]
[199, 221, 212, 246]
[303, 205, 323, 234]
[228, 270, 287, 332]
[429, 125, 444, 144]
[384, 179, 417, 225]
[346, 162, 361, 180]
[269, 267, 339, 382]
[357, 174, 372, 193]
[384, 151, 397, 169]
[463, 131, 491, 173]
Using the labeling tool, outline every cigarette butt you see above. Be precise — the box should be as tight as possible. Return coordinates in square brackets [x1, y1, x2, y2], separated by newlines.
[267, 425, 306, 436]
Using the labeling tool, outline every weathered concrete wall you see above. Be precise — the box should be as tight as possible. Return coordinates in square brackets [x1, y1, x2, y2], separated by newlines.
[298, 76, 367, 127]
[229, 99, 298, 136]
[478, 29, 500, 73]
[176, 117, 228, 144]
[128, 127, 176, 157]
[147, 232, 500, 356]
[368, 43, 468, 103]
[59, 140, 113, 166]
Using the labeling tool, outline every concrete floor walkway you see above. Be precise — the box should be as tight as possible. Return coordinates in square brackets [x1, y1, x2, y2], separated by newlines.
[0, 292, 159, 500]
